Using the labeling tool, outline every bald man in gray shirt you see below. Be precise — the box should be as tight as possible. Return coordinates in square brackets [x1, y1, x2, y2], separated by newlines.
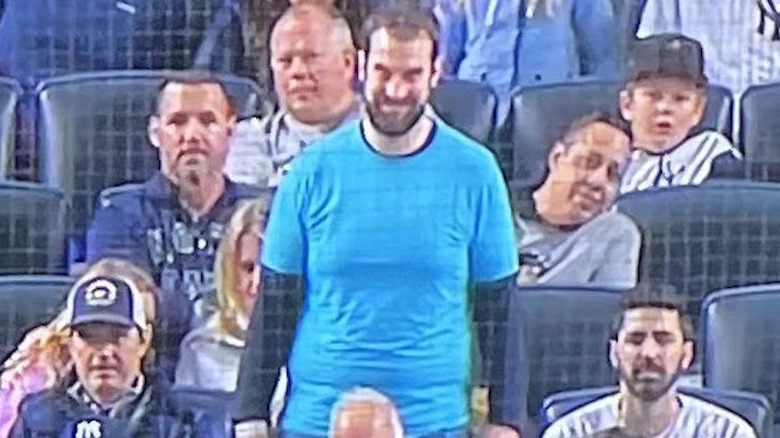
[514, 112, 640, 288]
[224, 3, 361, 187]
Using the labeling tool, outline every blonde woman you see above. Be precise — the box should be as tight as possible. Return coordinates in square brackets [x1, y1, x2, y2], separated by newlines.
[0, 258, 157, 438]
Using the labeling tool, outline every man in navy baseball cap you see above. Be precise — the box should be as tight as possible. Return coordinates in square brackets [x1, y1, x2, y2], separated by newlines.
[10, 275, 216, 437]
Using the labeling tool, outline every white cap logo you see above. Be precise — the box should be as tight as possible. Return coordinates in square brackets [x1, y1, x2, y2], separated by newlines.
[84, 280, 118, 307]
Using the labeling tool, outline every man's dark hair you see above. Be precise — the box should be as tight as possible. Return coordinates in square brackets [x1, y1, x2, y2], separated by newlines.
[611, 283, 694, 341]
[559, 111, 633, 148]
[154, 70, 236, 116]
[360, 4, 440, 61]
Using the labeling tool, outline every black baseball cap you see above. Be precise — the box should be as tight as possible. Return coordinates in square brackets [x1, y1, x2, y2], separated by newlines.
[627, 33, 707, 86]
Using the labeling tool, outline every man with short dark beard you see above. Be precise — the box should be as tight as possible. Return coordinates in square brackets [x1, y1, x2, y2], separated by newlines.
[233, 5, 518, 438]
[542, 284, 756, 438]
[86, 72, 263, 379]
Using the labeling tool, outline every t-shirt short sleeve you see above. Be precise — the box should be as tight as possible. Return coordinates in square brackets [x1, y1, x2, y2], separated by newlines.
[261, 156, 309, 275]
[469, 159, 519, 282]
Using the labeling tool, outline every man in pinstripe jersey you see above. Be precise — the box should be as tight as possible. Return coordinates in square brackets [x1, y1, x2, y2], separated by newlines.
[619, 34, 743, 194]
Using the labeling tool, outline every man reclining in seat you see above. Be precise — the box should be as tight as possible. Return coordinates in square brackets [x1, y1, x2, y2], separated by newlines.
[10, 275, 214, 438]
[514, 112, 640, 287]
[542, 284, 757, 438]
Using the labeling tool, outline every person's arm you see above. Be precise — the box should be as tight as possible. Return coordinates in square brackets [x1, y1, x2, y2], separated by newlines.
[472, 276, 519, 435]
[85, 191, 150, 269]
[174, 338, 199, 388]
[469, 156, 521, 433]
[572, 0, 620, 79]
[636, 0, 680, 37]
[435, 0, 468, 77]
[223, 117, 276, 187]
[233, 267, 304, 435]
[233, 148, 310, 437]
[591, 217, 642, 288]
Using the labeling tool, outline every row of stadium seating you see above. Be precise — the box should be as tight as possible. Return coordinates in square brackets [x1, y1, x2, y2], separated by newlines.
[4, 278, 780, 436]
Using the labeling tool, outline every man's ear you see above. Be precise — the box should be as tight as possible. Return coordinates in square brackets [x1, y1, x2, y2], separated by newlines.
[691, 91, 708, 126]
[548, 142, 566, 172]
[619, 89, 634, 122]
[609, 339, 619, 369]
[430, 56, 444, 89]
[148, 116, 161, 149]
[681, 340, 694, 370]
[139, 324, 153, 357]
[226, 114, 237, 138]
[343, 50, 357, 81]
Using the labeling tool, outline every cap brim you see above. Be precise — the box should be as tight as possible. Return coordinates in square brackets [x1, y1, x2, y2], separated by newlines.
[69, 314, 136, 328]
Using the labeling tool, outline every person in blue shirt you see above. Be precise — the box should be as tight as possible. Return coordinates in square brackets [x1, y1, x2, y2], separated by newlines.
[436, 0, 620, 121]
[86, 72, 263, 380]
[232, 5, 519, 438]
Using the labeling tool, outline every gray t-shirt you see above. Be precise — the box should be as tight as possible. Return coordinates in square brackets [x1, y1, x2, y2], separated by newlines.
[224, 103, 362, 187]
[543, 393, 757, 438]
[516, 210, 640, 288]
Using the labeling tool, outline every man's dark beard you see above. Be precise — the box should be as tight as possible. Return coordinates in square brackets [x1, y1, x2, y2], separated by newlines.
[365, 99, 426, 137]
[619, 358, 684, 402]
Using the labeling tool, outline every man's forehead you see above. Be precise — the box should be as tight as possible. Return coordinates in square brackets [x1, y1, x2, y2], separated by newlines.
[369, 28, 433, 57]
[571, 122, 630, 156]
[158, 82, 230, 114]
[622, 307, 682, 330]
[272, 10, 332, 47]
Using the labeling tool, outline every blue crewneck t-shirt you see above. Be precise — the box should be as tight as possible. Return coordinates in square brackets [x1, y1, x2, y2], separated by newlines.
[262, 119, 518, 437]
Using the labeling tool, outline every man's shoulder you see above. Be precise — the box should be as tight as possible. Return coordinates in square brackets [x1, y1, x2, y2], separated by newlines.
[229, 180, 267, 200]
[17, 387, 73, 422]
[96, 181, 148, 210]
[679, 394, 757, 436]
[543, 393, 620, 438]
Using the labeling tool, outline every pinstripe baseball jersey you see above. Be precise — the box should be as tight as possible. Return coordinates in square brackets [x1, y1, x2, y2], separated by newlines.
[620, 131, 741, 194]
[542, 393, 757, 438]
[638, 0, 780, 93]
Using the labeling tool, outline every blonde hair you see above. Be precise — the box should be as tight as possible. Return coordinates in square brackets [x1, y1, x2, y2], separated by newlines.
[215, 195, 272, 339]
[2, 258, 158, 388]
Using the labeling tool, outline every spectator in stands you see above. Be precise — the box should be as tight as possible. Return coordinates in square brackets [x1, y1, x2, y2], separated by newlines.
[0, 258, 158, 438]
[619, 34, 742, 194]
[329, 388, 404, 438]
[542, 284, 757, 438]
[10, 274, 213, 437]
[514, 112, 640, 287]
[638, 0, 780, 93]
[437, 0, 620, 121]
[225, 3, 361, 187]
[174, 196, 286, 426]
[232, 5, 519, 438]
[86, 72, 263, 379]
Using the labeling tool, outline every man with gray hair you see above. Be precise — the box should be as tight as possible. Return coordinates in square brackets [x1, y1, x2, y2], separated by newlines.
[329, 388, 404, 438]
[224, 2, 361, 187]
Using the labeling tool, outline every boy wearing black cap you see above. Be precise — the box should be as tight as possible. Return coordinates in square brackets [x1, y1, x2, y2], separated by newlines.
[619, 34, 742, 194]
[10, 276, 214, 438]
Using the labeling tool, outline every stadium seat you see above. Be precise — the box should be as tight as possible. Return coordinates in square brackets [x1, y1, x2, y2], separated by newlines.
[168, 387, 235, 438]
[0, 77, 21, 179]
[36, 70, 269, 258]
[540, 386, 772, 438]
[616, 181, 780, 335]
[507, 81, 734, 186]
[504, 285, 624, 428]
[703, 284, 780, 433]
[740, 83, 780, 181]
[0, 181, 67, 275]
[429, 79, 497, 145]
[0, 275, 72, 361]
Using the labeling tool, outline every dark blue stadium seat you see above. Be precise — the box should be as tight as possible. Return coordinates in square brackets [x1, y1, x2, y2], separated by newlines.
[168, 387, 234, 438]
[0, 181, 67, 275]
[507, 81, 734, 186]
[504, 285, 624, 429]
[703, 284, 780, 432]
[540, 386, 772, 438]
[0, 77, 21, 179]
[0, 275, 72, 361]
[739, 83, 780, 181]
[616, 181, 780, 334]
[36, 70, 269, 262]
[429, 79, 497, 145]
